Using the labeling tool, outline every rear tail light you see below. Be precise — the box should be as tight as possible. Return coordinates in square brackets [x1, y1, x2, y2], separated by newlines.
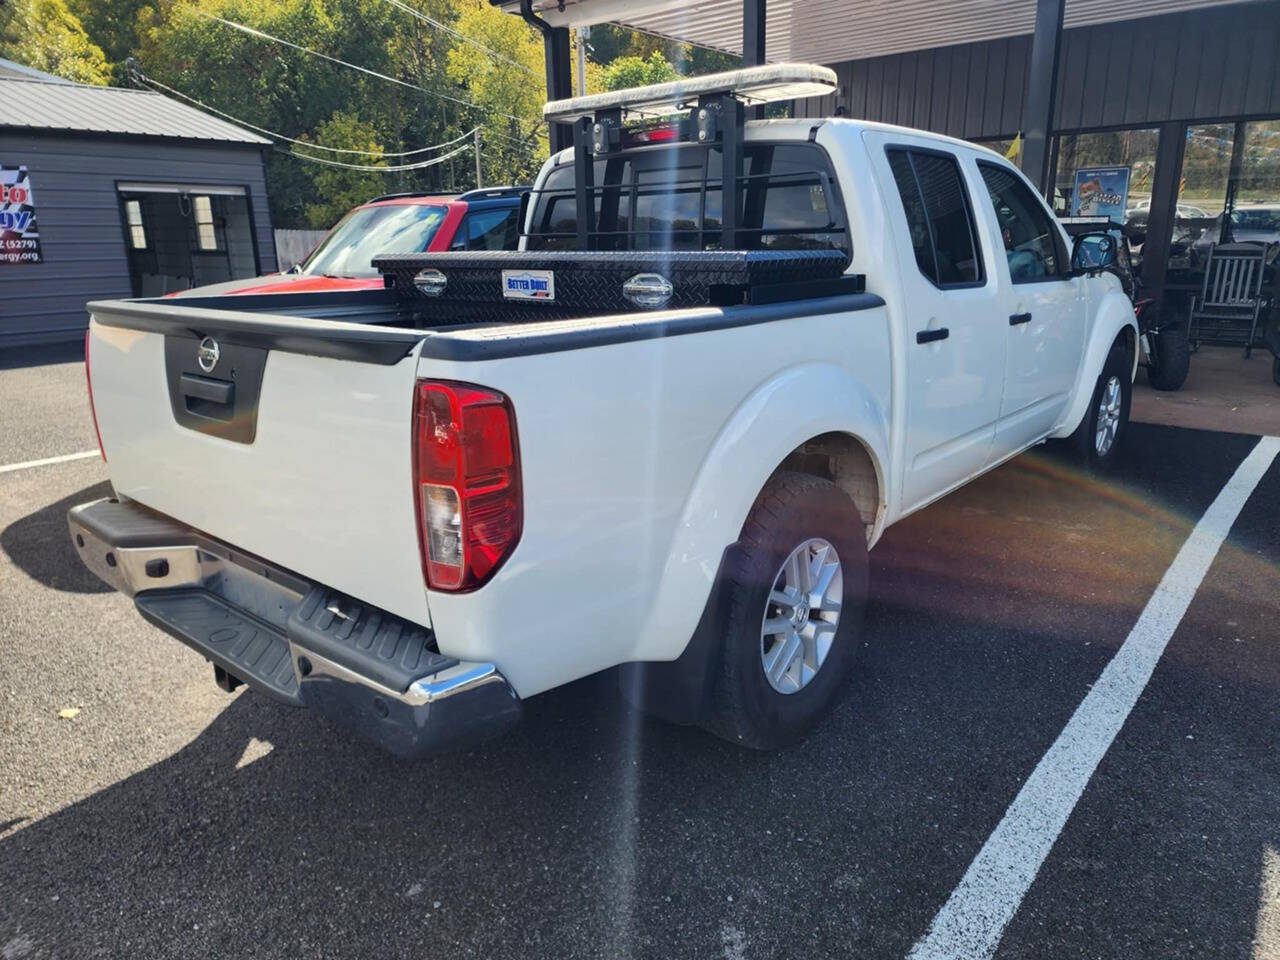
[85, 329, 106, 462]
[412, 380, 521, 591]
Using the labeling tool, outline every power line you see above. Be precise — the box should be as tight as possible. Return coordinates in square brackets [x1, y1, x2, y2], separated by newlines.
[195, 10, 538, 129]
[136, 69, 480, 158]
[279, 141, 473, 172]
[378, 0, 537, 76]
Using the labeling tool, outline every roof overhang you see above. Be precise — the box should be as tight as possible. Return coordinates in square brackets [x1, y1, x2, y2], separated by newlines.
[497, 0, 1257, 63]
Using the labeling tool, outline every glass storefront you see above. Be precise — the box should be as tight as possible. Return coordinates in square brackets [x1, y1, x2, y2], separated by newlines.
[1051, 129, 1160, 272]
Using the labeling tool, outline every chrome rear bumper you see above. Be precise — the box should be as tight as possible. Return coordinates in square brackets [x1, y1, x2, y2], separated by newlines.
[68, 498, 521, 757]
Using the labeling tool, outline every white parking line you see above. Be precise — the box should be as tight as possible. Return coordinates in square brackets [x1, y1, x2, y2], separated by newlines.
[0, 450, 101, 475]
[909, 434, 1280, 960]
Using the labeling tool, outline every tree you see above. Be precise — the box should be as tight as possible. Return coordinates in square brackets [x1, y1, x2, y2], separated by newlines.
[300, 111, 387, 228]
[445, 1, 546, 187]
[0, 0, 110, 84]
[599, 51, 679, 91]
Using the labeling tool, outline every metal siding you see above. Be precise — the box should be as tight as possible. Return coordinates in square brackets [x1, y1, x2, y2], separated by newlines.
[915, 51, 936, 129]
[965, 42, 989, 137]
[805, 1, 1280, 136]
[948, 45, 970, 137]
[0, 133, 275, 346]
[898, 51, 918, 128]
[1242, 19, 1278, 114]
[1002, 37, 1029, 135]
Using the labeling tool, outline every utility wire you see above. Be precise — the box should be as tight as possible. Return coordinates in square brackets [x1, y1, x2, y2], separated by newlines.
[137, 69, 480, 158]
[378, 0, 537, 76]
[195, 10, 538, 129]
[279, 141, 473, 172]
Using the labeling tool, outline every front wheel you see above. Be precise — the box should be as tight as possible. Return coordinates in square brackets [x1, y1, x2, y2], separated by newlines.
[703, 471, 869, 750]
[1065, 342, 1132, 471]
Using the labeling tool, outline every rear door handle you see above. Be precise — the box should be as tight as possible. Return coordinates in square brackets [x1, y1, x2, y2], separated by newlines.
[1009, 312, 1032, 326]
[916, 327, 949, 344]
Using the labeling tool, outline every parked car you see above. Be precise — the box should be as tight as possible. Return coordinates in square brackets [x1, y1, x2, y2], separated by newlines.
[1189, 203, 1280, 269]
[169, 186, 528, 298]
[70, 65, 1137, 757]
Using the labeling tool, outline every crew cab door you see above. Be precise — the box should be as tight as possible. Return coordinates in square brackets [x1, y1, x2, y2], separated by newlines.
[870, 137, 1006, 511]
[972, 161, 1088, 457]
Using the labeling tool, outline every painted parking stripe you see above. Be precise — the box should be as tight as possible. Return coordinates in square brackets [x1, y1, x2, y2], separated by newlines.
[909, 434, 1280, 960]
[0, 450, 100, 475]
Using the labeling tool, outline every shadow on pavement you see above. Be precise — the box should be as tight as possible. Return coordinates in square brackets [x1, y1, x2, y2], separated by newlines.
[1, 481, 113, 593]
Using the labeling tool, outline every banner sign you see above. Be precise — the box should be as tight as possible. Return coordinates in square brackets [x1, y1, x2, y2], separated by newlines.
[1069, 165, 1131, 222]
[1, 165, 42, 265]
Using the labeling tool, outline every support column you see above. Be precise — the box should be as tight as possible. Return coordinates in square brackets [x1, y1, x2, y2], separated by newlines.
[544, 26, 573, 155]
[1140, 121, 1188, 303]
[743, 0, 766, 66]
[1020, 0, 1064, 193]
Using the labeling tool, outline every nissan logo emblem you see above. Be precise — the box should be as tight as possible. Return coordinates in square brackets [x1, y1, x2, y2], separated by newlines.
[197, 336, 220, 373]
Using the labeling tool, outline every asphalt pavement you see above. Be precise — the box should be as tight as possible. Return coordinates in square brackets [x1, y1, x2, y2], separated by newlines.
[1, 355, 1278, 960]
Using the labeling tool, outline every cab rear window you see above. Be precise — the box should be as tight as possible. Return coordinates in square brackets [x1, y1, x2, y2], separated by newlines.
[528, 142, 849, 257]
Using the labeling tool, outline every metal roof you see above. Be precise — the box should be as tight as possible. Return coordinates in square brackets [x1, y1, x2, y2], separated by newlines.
[501, 0, 1255, 63]
[0, 76, 270, 145]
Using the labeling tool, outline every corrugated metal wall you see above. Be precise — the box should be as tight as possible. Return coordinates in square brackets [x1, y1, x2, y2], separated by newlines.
[796, 0, 1280, 138]
[0, 132, 276, 348]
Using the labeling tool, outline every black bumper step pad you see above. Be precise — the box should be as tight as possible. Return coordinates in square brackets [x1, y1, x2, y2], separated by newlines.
[287, 585, 455, 694]
[136, 588, 302, 706]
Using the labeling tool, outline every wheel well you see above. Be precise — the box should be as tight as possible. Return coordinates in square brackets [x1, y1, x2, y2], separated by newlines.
[1117, 325, 1138, 377]
[774, 432, 882, 541]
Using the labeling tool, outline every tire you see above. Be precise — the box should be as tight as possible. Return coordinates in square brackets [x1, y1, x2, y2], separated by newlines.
[1147, 327, 1191, 391]
[1066, 341, 1132, 471]
[703, 471, 869, 750]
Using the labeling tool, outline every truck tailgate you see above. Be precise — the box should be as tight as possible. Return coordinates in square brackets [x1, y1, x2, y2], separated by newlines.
[87, 307, 431, 628]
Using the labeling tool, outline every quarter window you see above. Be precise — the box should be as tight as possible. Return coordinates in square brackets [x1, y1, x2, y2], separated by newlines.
[886, 148, 984, 287]
[977, 162, 1064, 281]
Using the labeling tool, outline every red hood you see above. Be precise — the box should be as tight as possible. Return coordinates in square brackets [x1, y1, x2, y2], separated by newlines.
[166, 273, 385, 298]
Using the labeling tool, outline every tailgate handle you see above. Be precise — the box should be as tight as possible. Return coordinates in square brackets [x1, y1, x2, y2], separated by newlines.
[179, 373, 234, 405]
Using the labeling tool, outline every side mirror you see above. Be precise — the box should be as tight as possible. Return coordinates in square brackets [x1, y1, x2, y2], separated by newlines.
[1072, 231, 1117, 274]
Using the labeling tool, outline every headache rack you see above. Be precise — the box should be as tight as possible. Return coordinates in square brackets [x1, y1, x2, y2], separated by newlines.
[371, 64, 861, 323]
[538, 63, 840, 253]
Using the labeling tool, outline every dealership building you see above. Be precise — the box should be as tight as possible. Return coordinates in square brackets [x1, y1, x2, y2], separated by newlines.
[0, 60, 276, 349]
[510, 0, 1280, 317]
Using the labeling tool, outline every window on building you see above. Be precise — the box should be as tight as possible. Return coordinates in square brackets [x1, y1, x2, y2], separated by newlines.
[886, 147, 984, 287]
[124, 199, 147, 250]
[193, 195, 220, 251]
[978, 161, 1064, 281]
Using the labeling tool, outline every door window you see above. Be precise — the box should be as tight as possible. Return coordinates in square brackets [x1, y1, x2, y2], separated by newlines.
[886, 148, 984, 287]
[977, 162, 1065, 282]
[453, 207, 519, 250]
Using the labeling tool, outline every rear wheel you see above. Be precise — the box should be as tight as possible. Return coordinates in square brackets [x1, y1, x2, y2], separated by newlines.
[1066, 341, 1132, 471]
[1147, 327, 1191, 391]
[703, 471, 868, 750]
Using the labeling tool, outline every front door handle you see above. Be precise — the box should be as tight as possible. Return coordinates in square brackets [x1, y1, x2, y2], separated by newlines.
[1009, 312, 1032, 326]
[916, 327, 950, 344]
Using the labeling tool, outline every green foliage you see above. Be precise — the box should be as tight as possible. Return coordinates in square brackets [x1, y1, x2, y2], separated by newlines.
[599, 51, 679, 91]
[444, 1, 545, 187]
[0, 0, 111, 84]
[65, 0, 149, 70]
[301, 112, 387, 227]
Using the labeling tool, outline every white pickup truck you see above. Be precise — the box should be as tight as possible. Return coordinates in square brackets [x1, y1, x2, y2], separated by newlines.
[70, 65, 1136, 756]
